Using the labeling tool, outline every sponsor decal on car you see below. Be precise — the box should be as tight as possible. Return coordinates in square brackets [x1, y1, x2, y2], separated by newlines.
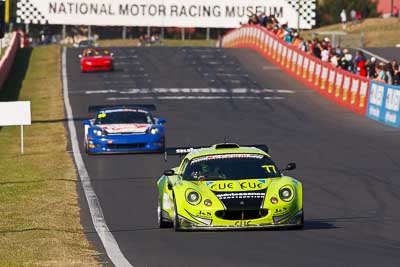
[191, 154, 263, 164]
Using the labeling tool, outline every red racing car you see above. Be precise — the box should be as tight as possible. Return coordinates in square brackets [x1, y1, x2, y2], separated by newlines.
[79, 48, 114, 72]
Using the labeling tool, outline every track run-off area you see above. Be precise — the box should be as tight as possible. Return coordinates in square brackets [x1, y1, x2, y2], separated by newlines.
[63, 46, 400, 267]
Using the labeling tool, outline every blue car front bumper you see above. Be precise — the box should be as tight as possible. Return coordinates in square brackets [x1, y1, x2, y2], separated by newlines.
[86, 133, 164, 154]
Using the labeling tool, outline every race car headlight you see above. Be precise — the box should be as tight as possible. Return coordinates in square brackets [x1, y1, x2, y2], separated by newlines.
[149, 128, 159, 135]
[93, 128, 105, 136]
[204, 199, 212, 207]
[85, 61, 92, 65]
[279, 186, 293, 201]
[185, 189, 201, 205]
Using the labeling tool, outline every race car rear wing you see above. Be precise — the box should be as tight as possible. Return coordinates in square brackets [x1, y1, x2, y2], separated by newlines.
[165, 144, 269, 159]
[88, 104, 156, 113]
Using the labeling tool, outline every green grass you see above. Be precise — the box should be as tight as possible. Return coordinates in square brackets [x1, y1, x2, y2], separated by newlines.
[302, 18, 400, 47]
[0, 46, 100, 266]
[98, 38, 218, 47]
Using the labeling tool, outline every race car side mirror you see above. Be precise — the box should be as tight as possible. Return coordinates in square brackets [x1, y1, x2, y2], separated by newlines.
[83, 119, 91, 126]
[282, 163, 296, 171]
[78, 54, 82, 58]
[164, 169, 175, 176]
[157, 118, 166, 124]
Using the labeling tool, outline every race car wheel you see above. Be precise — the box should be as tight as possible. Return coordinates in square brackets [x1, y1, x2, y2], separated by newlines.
[159, 138, 166, 154]
[158, 202, 172, 228]
[173, 198, 181, 232]
[290, 211, 304, 230]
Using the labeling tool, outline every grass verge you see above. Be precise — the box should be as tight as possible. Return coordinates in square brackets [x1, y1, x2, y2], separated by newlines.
[98, 38, 217, 47]
[0, 46, 100, 266]
[303, 18, 400, 47]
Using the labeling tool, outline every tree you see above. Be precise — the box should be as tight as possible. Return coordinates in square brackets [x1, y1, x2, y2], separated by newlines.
[316, 0, 378, 26]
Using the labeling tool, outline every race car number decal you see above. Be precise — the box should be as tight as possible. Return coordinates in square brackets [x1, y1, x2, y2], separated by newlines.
[234, 220, 252, 226]
[261, 165, 277, 173]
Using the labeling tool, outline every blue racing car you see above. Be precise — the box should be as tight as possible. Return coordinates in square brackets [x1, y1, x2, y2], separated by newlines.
[83, 105, 166, 154]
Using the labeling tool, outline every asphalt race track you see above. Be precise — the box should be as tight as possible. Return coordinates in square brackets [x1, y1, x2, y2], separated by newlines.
[65, 47, 400, 267]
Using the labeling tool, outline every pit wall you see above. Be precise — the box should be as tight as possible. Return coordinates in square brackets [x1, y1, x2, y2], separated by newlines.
[0, 32, 20, 91]
[222, 25, 400, 128]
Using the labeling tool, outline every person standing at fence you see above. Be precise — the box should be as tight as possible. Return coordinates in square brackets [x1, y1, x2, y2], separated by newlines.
[391, 61, 400, 85]
[350, 9, 356, 25]
[340, 9, 347, 30]
[386, 63, 394, 85]
[374, 64, 386, 83]
[366, 57, 377, 78]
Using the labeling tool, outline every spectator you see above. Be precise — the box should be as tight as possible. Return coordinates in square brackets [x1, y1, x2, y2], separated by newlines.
[350, 9, 357, 25]
[393, 6, 399, 17]
[340, 52, 355, 73]
[393, 62, 400, 85]
[292, 32, 302, 47]
[357, 57, 367, 77]
[321, 48, 330, 62]
[283, 29, 293, 44]
[366, 57, 377, 78]
[374, 64, 387, 83]
[386, 63, 394, 85]
[340, 9, 347, 30]
[330, 51, 340, 67]
[260, 13, 269, 27]
[312, 39, 322, 58]
[335, 46, 343, 58]
[248, 14, 260, 25]
[299, 38, 309, 52]
[356, 11, 362, 23]
[354, 50, 367, 76]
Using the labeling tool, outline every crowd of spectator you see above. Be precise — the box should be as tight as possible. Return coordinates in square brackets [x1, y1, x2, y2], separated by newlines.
[246, 13, 400, 85]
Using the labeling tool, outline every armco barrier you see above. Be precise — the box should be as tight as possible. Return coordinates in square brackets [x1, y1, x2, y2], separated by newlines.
[367, 81, 400, 128]
[222, 25, 370, 116]
[0, 32, 20, 91]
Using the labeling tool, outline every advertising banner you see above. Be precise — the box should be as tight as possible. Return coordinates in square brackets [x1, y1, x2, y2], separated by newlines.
[0, 101, 31, 126]
[367, 81, 400, 128]
[16, 0, 316, 29]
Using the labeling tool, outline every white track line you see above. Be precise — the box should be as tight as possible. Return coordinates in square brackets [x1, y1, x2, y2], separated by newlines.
[62, 48, 133, 267]
[106, 96, 286, 101]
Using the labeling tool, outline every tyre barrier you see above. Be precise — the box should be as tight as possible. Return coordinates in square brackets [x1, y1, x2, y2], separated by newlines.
[222, 25, 400, 128]
[0, 32, 20, 91]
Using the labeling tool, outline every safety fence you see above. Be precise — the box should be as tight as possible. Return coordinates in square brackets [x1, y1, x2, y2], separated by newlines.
[0, 32, 20, 91]
[222, 25, 400, 128]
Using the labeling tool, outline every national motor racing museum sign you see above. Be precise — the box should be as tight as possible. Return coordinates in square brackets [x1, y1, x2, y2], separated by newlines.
[17, 0, 316, 29]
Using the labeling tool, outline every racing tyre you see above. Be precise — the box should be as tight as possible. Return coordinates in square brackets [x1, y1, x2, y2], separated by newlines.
[290, 211, 304, 230]
[158, 201, 172, 228]
[159, 138, 166, 154]
[173, 198, 181, 232]
[84, 137, 91, 155]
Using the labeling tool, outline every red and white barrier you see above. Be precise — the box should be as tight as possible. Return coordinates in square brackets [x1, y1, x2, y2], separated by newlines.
[222, 25, 370, 115]
[0, 32, 20, 91]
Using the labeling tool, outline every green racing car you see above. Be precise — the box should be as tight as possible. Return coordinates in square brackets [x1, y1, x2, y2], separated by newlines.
[157, 143, 303, 231]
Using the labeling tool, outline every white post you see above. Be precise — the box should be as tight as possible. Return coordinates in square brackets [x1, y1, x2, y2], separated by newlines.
[20, 125, 24, 155]
[62, 25, 66, 40]
[122, 26, 126, 40]
[206, 28, 210, 40]
[181, 28, 185, 41]
[88, 25, 92, 39]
